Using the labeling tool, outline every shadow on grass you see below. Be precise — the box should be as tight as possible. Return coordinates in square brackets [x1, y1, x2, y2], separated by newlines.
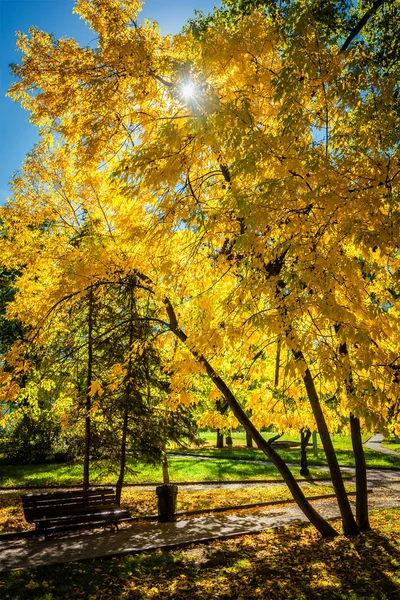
[0, 456, 281, 489]
[178, 446, 400, 470]
[0, 463, 84, 488]
[168, 457, 279, 481]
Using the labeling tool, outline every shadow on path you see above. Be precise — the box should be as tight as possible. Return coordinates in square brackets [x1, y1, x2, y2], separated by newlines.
[2, 489, 400, 573]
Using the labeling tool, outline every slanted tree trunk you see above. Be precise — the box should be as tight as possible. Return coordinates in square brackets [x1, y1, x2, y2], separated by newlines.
[83, 287, 94, 490]
[164, 298, 338, 538]
[273, 276, 358, 534]
[293, 349, 359, 535]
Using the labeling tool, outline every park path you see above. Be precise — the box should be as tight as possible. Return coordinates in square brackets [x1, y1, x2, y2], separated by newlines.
[1, 472, 399, 573]
[1, 441, 399, 572]
[364, 433, 400, 456]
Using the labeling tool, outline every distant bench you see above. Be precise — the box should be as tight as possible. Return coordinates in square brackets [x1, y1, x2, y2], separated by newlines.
[22, 487, 131, 538]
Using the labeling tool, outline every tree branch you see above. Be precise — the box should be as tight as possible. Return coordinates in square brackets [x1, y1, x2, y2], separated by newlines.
[266, 432, 284, 447]
[340, 0, 387, 53]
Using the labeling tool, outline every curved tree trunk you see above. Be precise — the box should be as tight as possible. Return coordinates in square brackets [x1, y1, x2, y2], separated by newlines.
[164, 298, 338, 538]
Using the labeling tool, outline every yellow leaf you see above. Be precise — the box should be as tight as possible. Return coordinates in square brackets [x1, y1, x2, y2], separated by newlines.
[89, 380, 103, 397]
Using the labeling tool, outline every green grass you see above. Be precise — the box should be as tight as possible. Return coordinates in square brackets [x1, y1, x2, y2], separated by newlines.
[0, 508, 399, 599]
[382, 438, 400, 454]
[1, 429, 398, 489]
[195, 430, 305, 447]
[0, 457, 332, 488]
[184, 431, 400, 469]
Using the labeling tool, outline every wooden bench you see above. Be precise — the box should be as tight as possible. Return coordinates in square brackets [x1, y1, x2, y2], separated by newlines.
[22, 487, 131, 538]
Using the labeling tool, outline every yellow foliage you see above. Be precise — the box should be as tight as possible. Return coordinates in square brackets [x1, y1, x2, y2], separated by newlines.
[2, 0, 400, 444]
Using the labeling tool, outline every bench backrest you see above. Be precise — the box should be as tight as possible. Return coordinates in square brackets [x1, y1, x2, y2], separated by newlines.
[22, 487, 119, 523]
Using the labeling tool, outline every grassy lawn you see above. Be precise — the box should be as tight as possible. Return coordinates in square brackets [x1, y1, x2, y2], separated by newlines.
[0, 457, 333, 489]
[382, 438, 400, 454]
[184, 431, 400, 469]
[1, 429, 398, 490]
[0, 508, 398, 599]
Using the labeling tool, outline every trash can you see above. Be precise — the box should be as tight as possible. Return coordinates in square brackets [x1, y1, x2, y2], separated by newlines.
[156, 484, 178, 522]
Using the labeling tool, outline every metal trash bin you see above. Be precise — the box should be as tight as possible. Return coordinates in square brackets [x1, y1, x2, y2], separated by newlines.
[156, 484, 178, 522]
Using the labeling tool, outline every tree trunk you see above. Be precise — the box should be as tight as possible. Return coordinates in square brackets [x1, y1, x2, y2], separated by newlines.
[312, 431, 318, 457]
[274, 337, 281, 388]
[164, 298, 338, 538]
[335, 327, 370, 531]
[246, 430, 253, 447]
[116, 280, 135, 503]
[274, 280, 358, 533]
[216, 400, 227, 447]
[293, 349, 359, 535]
[116, 407, 128, 504]
[215, 430, 223, 447]
[83, 287, 94, 490]
[226, 430, 233, 446]
[350, 413, 370, 531]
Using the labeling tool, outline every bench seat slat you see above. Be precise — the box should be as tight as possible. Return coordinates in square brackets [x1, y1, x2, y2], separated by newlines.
[34, 508, 130, 523]
[24, 498, 119, 510]
[23, 490, 115, 502]
[34, 509, 131, 528]
[24, 503, 120, 521]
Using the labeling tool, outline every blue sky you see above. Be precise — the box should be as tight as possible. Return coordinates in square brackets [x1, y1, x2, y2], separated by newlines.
[0, 0, 222, 204]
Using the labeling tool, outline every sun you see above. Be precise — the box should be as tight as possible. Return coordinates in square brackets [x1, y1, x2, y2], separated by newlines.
[181, 82, 196, 100]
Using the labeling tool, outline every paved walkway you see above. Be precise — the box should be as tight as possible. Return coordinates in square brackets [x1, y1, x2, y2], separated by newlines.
[1, 472, 400, 573]
[1, 440, 399, 573]
[364, 433, 400, 456]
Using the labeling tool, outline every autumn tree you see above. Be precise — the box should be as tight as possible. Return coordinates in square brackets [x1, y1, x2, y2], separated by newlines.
[2, 0, 400, 537]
